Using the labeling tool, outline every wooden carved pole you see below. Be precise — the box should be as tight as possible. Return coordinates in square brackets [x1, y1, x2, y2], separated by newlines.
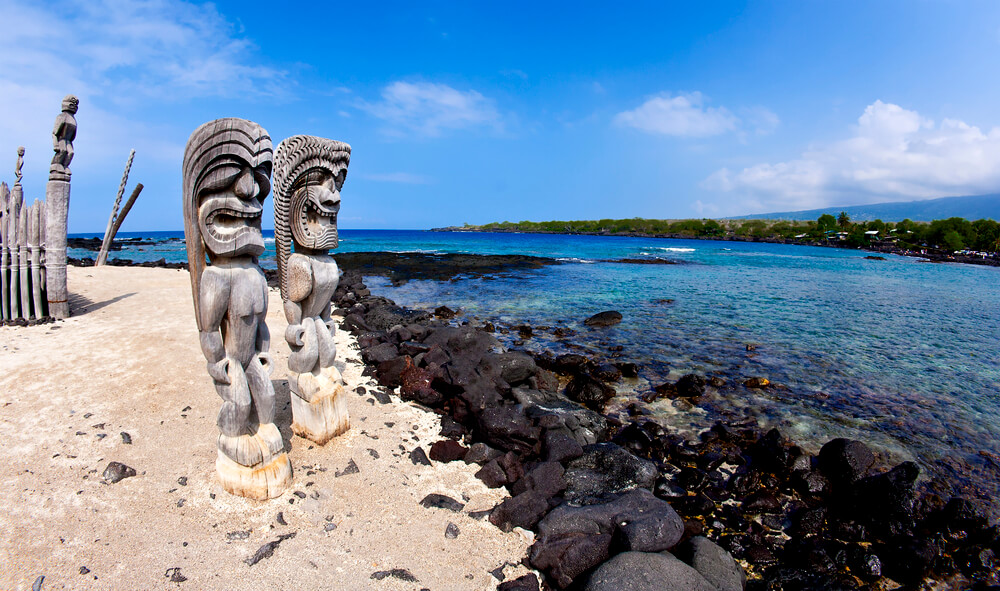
[29, 201, 44, 319]
[1, 182, 9, 320]
[97, 149, 135, 266]
[8, 182, 21, 319]
[38, 199, 46, 317]
[45, 95, 77, 319]
[183, 118, 292, 500]
[273, 135, 352, 444]
[18, 199, 31, 318]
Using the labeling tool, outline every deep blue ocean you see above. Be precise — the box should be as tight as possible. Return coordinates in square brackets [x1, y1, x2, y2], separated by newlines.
[72, 229, 1000, 498]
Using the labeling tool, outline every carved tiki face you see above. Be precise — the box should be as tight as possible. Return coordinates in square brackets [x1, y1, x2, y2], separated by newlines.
[62, 95, 79, 114]
[290, 165, 343, 250]
[273, 135, 350, 254]
[184, 119, 273, 259]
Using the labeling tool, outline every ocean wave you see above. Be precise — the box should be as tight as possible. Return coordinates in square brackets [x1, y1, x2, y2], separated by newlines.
[557, 257, 596, 264]
[657, 247, 695, 252]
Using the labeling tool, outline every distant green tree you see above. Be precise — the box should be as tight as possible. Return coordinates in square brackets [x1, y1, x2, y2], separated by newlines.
[926, 217, 973, 249]
[867, 219, 886, 233]
[817, 213, 837, 232]
[971, 219, 1000, 252]
[942, 230, 965, 251]
[837, 211, 851, 229]
[846, 225, 867, 247]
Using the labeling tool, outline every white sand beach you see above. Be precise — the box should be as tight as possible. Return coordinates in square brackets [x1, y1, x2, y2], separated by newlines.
[0, 266, 532, 589]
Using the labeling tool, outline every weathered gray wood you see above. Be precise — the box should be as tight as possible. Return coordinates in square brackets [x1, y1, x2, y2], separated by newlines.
[29, 200, 44, 319]
[97, 149, 135, 266]
[38, 199, 46, 318]
[1, 182, 9, 320]
[8, 184, 21, 319]
[45, 95, 76, 320]
[273, 135, 351, 444]
[182, 118, 290, 500]
[18, 199, 30, 318]
[103, 183, 143, 253]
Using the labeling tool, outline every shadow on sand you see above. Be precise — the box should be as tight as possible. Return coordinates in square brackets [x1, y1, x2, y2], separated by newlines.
[68, 291, 136, 316]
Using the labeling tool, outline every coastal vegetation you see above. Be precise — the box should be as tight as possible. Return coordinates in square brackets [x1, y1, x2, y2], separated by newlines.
[451, 214, 1000, 254]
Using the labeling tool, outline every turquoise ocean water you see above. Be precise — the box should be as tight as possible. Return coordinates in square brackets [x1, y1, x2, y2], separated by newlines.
[73, 230, 1000, 497]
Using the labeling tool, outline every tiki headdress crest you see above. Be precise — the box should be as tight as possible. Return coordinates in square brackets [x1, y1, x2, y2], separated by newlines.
[182, 118, 272, 329]
[273, 135, 350, 301]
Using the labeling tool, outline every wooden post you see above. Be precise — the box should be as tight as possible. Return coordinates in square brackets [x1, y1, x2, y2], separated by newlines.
[97, 149, 135, 266]
[45, 95, 77, 320]
[8, 185, 20, 319]
[1, 182, 9, 320]
[39, 199, 46, 317]
[18, 201, 31, 318]
[29, 201, 44, 319]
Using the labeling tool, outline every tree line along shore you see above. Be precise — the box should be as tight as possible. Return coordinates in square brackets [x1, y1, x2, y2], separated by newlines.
[434, 214, 1000, 266]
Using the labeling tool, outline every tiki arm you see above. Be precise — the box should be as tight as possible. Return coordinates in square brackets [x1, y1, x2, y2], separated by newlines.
[283, 256, 314, 347]
[256, 277, 273, 373]
[199, 268, 230, 383]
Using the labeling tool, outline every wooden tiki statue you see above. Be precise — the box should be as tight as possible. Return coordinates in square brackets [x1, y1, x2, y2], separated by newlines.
[273, 135, 351, 444]
[182, 118, 292, 499]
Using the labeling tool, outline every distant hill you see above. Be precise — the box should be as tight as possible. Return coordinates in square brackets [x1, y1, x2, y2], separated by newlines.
[733, 194, 999, 222]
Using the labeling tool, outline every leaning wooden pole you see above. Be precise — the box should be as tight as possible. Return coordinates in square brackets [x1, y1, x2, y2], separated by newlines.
[45, 95, 77, 320]
[106, 183, 143, 242]
[97, 149, 135, 266]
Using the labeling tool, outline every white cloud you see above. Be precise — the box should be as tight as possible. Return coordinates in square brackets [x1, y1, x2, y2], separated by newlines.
[614, 92, 739, 137]
[704, 100, 1000, 212]
[0, 0, 285, 172]
[741, 106, 781, 136]
[359, 81, 502, 137]
[359, 172, 433, 184]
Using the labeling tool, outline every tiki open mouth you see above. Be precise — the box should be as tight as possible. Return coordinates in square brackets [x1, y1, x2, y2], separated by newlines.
[301, 199, 338, 238]
[200, 197, 265, 256]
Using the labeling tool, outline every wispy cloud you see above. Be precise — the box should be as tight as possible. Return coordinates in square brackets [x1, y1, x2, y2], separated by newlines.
[0, 0, 286, 171]
[359, 172, 433, 184]
[703, 100, 1000, 212]
[614, 92, 738, 137]
[359, 81, 502, 137]
[614, 92, 779, 140]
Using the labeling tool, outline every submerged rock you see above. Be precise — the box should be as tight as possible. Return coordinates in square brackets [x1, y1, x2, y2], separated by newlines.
[584, 311, 623, 327]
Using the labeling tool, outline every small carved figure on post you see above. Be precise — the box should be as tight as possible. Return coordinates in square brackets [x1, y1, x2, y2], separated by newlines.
[273, 135, 351, 444]
[15, 147, 24, 185]
[50, 96, 78, 182]
[183, 118, 292, 500]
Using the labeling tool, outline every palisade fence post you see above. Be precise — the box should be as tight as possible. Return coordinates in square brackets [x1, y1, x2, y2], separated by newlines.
[9, 180, 21, 319]
[1, 182, 9, 320]
[29, 200, 45, 319]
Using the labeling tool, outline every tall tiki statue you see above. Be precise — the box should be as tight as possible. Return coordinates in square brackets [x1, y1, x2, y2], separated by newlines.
[273, 135, 351, 444]
[183, 118, 292, 499]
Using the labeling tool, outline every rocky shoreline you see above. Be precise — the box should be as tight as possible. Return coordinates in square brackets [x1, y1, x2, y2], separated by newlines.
[66, 252, 999, 588]
[329, 268, 999, 590]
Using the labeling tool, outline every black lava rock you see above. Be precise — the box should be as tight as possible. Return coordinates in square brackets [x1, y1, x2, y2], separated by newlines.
[102, 461, 136, 483]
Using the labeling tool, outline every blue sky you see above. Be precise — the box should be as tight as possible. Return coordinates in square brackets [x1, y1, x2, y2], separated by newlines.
[2, 0, 1000, 231]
